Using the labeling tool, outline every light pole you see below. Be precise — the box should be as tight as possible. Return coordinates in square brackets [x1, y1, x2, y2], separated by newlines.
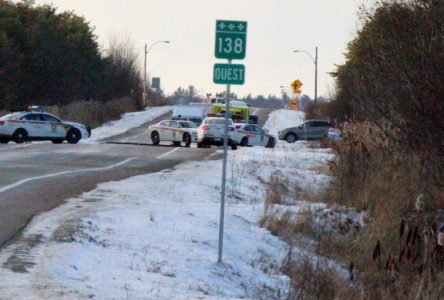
[293, 46, 318, 105]
[143, 41, 170, 106]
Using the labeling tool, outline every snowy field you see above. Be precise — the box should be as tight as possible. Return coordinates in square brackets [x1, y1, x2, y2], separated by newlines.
[0, 109, 341, 299]
[83, 106, 173, 143]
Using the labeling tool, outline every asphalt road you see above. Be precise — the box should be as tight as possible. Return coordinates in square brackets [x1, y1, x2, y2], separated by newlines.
[0, 107, 272, 248]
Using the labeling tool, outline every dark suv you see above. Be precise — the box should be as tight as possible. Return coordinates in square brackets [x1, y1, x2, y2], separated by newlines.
[278, 120, 333, 143]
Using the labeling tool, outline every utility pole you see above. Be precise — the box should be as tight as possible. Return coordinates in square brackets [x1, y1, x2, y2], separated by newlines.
[293, 46, 318, 105]
[314, 46, 318, 105]
[143, 41, 170, 107]
[143, 44, 147, 106]
[218, 60, 231, 263]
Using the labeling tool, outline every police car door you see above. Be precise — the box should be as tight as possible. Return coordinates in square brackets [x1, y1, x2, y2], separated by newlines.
[40, 114, 64, 138]
[158, 121, 171, 141]
[169, 121, 181, 142]
[20, 113, 49, 137]
[243, 125, 258, 145]
[253, 125, 267, 146]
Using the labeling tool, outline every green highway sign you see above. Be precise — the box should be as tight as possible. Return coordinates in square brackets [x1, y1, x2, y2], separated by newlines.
[215, 20, 247, 60]
[213, 63, 245, 85]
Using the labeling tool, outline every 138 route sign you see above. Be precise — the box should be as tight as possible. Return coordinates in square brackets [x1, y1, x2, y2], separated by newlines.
[215, 20, 247, 60]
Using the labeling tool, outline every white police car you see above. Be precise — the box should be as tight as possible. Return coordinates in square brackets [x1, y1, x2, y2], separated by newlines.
[233, 123, 276, 148]
[0, 111, 90, 144]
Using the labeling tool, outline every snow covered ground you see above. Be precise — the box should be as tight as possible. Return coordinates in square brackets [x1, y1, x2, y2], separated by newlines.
[0, 109, 345, 299]
[83, 106, 173, 143]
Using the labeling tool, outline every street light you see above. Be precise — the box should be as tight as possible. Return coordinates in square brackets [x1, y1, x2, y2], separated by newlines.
[143, 40, 170, 106]
[294, 46, 318, 105]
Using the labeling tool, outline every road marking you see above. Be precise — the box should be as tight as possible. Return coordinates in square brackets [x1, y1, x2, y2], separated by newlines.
[252, 108, 261, 115]
[0, 157, 137, 195]
[0, 144, 32, 151]
[156, 147, 180, 159]
[120, 131, 147, 143]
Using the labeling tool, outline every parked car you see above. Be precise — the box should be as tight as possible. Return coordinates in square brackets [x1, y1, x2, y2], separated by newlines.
[148, 120, 197, 147]
[234, 124, 276, 148]
[278, 120, 334, 143]
[197, 117, 237, 150]
[0, 111, 90, 144]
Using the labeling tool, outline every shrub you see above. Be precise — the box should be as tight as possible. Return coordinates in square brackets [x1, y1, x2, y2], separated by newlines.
[46, 97, 139, 129]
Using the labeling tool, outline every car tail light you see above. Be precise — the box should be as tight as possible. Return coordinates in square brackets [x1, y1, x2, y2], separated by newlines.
[201, 125, 209, 131]
[0, 121, 5, 126]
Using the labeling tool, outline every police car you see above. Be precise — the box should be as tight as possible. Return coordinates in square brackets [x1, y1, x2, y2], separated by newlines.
[233, 124, 276, 148]
[0, 110, 90, 144]
[148, 120, 197, 147]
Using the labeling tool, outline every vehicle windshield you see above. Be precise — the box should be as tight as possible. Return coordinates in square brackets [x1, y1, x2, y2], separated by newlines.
[0, 113, 18, 120]
[205, 118, 232, 125]
[189, 118, 202, 125]
[179, 121, 197, 128]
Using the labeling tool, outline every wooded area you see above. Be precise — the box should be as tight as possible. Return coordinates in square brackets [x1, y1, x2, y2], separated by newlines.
[312, 1, 444, 298]
[0, 0, 142, 111]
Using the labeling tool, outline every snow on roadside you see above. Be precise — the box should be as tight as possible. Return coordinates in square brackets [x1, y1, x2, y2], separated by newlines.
[0, 108, 347, 299]
[0, 158, 290, 299]
[83, 106, 173, 142]
[263, 109, 304, 137]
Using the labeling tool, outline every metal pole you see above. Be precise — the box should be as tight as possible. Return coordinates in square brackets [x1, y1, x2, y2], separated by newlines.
[143, 44, 147, 106]
[314, 46, 318, 105]
[218, 60, 231, 263]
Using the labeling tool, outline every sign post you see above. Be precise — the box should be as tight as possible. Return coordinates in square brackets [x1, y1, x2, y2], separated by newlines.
[214, 20, 247, 263]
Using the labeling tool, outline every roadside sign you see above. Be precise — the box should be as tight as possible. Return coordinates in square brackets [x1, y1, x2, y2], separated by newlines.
[289, 99, 298, 110]
[213, 63, 245, 85]
[214, 19, 247, 264]
[152, 77, 160, 89]
[291, 79, 303, 94]
[215, 20, 247, 60]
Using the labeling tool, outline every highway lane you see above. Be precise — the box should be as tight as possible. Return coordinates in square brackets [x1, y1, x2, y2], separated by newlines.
[0, 142, 216, 247]
[0, 106, 273, 248]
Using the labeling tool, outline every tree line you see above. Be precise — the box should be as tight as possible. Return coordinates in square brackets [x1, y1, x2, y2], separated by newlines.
[0, 0, 142, 111]
[165, 85, 317, 109]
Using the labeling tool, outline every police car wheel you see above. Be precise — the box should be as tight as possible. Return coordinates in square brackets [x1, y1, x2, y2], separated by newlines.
[13, 129, 28, 144]
[240, 137, 248, 147]
[151, 132, 160, 145]
[183, 133, 191, 147]
[66, 129, 81, 144]
[266, 138, 276, 148]
[51, 138, 64, 144]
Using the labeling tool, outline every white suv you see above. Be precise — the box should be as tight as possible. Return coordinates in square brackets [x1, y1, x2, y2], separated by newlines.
[197, 117, 237, 150]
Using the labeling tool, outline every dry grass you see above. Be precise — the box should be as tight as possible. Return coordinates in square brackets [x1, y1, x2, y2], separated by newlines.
[46, 97, 140, 129]
[259, 121, 444, 299]
[322, 122, 444, 299]
[309, 164, 332, 176]
[282, 255, 354, 300]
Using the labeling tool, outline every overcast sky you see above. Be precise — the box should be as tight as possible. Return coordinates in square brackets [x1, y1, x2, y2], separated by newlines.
[32, 0, 370, 98]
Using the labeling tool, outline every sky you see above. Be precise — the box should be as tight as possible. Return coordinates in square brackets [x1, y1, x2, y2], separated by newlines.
[31, 0, 368, 99]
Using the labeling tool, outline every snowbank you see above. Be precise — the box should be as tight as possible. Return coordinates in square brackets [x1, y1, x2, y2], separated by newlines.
[84, 106, 173, 142]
